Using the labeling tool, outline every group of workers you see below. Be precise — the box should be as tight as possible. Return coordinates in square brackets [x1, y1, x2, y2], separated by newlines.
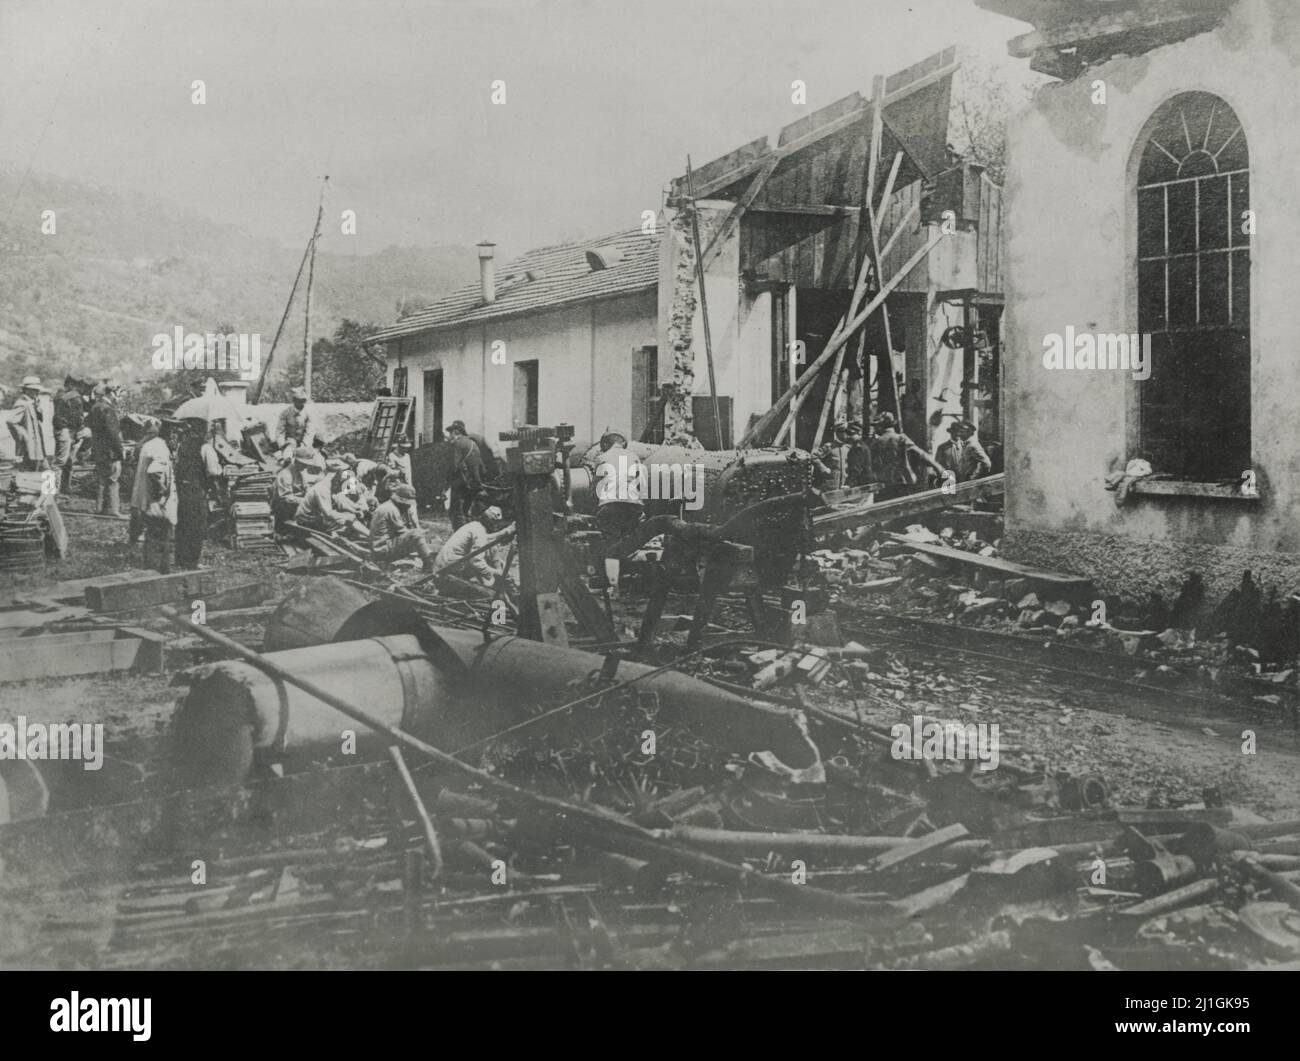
[812, 412, 991, 500]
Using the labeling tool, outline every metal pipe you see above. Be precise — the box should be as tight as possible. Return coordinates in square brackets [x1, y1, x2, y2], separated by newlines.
[158, 607, 872, 919]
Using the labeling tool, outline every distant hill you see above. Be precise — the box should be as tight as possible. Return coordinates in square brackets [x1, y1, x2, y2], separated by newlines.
[0, 169, 477, 396]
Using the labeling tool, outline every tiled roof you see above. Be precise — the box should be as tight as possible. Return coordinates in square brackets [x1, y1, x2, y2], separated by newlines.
[369, 227, 659, 345]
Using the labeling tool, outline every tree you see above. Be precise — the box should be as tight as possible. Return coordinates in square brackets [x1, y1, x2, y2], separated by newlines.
[947, 54, 1040, 185]
[306, 319, 387, 402]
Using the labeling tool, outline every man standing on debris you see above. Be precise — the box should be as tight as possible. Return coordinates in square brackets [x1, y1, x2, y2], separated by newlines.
[87, 383, 125, 515]
[10, 376, 50, 472]
[868, 412, 951, 501]
[593, 430, 645, 592]
[273, 446, 324, 531]
[446, 420, 484, 529]
[275, 386, 317, 460]
[431, 504, 512, 587]
[52, 375, 85, 494]
[370, 482, 436, 572]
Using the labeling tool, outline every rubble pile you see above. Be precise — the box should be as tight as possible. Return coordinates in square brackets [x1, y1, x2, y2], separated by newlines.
[813, 520, 1300, 696]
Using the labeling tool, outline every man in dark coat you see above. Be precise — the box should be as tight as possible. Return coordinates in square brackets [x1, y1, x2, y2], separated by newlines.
[87, 384, 125, 516]
[446, 420, 484, 529]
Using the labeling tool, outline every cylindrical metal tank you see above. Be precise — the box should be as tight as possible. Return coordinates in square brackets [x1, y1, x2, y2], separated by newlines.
[172, 634, 447, 787]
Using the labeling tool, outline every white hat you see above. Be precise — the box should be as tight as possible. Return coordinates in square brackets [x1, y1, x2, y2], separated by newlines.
[21, 375, 41, 389]
[482, 506, 503, 522]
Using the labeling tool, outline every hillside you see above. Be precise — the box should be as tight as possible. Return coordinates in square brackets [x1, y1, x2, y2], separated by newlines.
[0, 170, 477, 396]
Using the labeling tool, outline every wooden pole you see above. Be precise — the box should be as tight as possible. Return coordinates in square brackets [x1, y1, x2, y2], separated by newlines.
[251, 238, 312, 404]
[685, 157, 723, 449]
[302, 176, 328, 401]
[741, 230, 943, 447]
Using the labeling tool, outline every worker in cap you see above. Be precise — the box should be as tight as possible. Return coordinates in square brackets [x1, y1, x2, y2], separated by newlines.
[8, 375, 51, 471]
[445, 420, 485, 529]
[52, 375, 87, 495]
[950, 419, 991, 483]
[431, 503, 513, 588]
[274, 385, 318, 461]
[86, 380, 125, 513]
[868, 408, 950, 501]
[272, 444, 325, 532]
[370, 482, 437, 572]
[296, 457, 365, 538]
[843, 421, 873, 488]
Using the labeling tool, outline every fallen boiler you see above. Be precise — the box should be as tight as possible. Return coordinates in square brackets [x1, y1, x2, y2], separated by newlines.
[172, 577, 822, 786]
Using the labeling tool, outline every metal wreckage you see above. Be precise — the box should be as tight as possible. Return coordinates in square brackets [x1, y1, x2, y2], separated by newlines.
[2, 425, 1299, 971]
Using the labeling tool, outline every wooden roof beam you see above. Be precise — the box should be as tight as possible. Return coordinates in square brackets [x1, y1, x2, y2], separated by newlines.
[1008, 1, 1227, 59]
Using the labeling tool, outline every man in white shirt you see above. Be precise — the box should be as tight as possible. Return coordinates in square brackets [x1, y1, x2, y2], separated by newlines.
[431, 505, 512, 587]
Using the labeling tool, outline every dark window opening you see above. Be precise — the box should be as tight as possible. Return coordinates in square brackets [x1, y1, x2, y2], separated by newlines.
[1137, 91, 1250, 481]
[513, 360, 538, 426]
[423, 368, 443, 445]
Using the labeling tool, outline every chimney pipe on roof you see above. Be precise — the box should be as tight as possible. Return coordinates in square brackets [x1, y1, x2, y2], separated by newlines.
[477, 241, 496, 303]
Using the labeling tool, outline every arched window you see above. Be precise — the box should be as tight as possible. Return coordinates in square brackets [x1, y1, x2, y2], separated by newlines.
[1136, 92, 1250, 480]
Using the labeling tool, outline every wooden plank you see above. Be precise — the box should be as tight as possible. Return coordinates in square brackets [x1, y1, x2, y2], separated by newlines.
[753, 230, 944, 447]
[700, 155, 780, 272]
[0, 627, 167, 682]
[866, 823, 969, 873]
[814, 473, 1004, 535]
[885, 532, 1092, 590]
[749, 203, 861, 217]
[84, 571, 215, 612]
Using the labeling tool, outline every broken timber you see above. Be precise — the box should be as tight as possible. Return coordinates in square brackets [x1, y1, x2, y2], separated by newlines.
[84, 570, 215, 612]
[0, 626, 168, 682]
[883, 531, 1092, 594]
[813, 473, 1004, 538]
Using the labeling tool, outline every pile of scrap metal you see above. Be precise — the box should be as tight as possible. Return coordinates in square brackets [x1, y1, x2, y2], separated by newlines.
[5, 575, 1299, 969]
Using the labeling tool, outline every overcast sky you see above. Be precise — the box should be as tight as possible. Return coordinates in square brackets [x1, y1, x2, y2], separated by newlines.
[0, 0, 1031, 259]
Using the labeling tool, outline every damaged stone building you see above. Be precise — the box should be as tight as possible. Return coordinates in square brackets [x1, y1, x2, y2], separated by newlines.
[372, 47, 1005, 454]
[987, 0, 1300, 606]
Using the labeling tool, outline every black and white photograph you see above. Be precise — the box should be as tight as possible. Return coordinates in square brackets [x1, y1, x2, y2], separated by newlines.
[0, 0, 1295, 999]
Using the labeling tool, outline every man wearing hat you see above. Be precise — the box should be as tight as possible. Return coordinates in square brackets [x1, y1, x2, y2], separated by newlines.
[369, 483, 436, 572]
[52, 375, 86, 494]
[9, 376, 50, 472]
[275, 386, 318, 461]
[868, 411, 951, 501]
[431, 505, 512, 587]
[954, 420, 992, 482]
[843, 422, 873, 488]
[445, 420, 484, 529]
[273, 445, 324, 531]
[296, 458, 366, 538]
[173, 417, 216, 569]
[87, 383, 125, 515]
